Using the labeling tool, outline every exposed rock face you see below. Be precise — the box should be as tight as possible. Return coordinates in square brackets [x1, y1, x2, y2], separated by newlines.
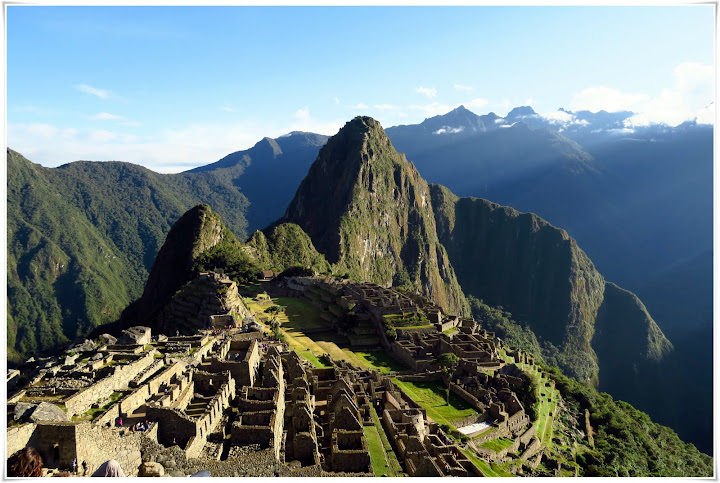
[14, 402, 37, 421]
[279, 116, 468, 316]
[119, 204, 228, 327]
[429, 183, 672, 384]
[73, 339, 97, 353]
[99, 334, 117, 346]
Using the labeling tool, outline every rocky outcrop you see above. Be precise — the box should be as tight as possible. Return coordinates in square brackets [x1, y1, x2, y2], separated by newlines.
[118, 204, 228, 327]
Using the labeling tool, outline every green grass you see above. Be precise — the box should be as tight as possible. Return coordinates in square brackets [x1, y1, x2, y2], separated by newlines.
[352, 351, 407, 373]
[481, 436, 515, 453]
[364, 425, 392, 476]
[368, 404, 403, 476]
[297, 349, 332, 368]
[391, 379, 476, 428]
[460, 449, 515, 477]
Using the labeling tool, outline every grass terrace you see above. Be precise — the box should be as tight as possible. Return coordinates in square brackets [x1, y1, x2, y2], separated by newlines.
[481, 436, 515, 453]
[352, 350, 407, 373]
[382, 312, 431, 328]
[391, 379, 476, 429]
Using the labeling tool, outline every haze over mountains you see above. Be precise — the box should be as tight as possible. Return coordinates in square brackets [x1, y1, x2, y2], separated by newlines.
[6, 105, 712, 453]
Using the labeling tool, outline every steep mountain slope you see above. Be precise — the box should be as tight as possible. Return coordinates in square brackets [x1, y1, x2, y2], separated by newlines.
[430, 184, 672, 383]
[7, 150, 139, 362]
[276, 116, 468, 316]
[114, 204, 233, 329]
[187, 131, 328, 232]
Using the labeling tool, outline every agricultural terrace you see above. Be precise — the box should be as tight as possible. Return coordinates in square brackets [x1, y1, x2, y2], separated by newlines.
[243, 289, 403, 372]
[391, 379, 476, 429]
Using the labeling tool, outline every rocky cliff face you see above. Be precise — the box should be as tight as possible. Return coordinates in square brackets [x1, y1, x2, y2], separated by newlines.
[430, 183, 672, 384]
[278, 116, 468, 316]
[119, 204, 228, 327]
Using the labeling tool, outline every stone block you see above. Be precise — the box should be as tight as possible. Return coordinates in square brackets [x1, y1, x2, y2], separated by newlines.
[139, 461, 165, 477]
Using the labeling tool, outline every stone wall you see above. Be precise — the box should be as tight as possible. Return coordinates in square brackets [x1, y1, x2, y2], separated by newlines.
[74, 422, 148, 476]
[449, 382, 485, 412]
[6, 422, 36, 457]
[64, 351, 155, 417]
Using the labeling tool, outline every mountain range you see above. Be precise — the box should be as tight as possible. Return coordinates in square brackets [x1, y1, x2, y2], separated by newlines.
[6, 105, 712, 453]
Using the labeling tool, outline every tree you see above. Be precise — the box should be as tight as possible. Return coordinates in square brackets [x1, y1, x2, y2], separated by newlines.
[434, 352, 459, 404]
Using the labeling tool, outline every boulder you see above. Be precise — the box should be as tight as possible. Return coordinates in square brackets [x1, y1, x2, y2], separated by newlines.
[14, 402, 38, 421]
[29, 402, 69, 422]
[99, 334, 117, 346]
[64, 354, 78, 366]
[91, 353, 104, 361]
[117, 326, 152, 345]
[139, 462, 165, 477]
[74, 339, 97, 353]
[157, 334, 168, 343]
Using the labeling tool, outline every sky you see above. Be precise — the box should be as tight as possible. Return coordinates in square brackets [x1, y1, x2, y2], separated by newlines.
[6, 4, 716, 173]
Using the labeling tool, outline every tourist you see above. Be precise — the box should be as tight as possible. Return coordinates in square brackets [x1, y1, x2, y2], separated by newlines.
[7, 447, 43, 477]
[71, 458, 77, 474]
[82, 460, 88, 476]
[92, 459, 125, 477]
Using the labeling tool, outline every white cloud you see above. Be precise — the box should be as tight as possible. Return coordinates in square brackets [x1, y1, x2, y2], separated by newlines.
[409, 102, 453, 116]
[414, 86, 437, 98]
[695, 102, 714, 125]
[89, 130, 118, 143]
[570, 87, 650, 112]
[466, 98, 489, 109]
[625, 62, 714, 127]
[92, 112, 125, 120]
[350, 103, 369, 110]
[434, 126, 464, 135]
[294, 107, 311, 121]
[333, 97, 340, 104]
[75, 84, 112, 99]
[8, 112, 346, 173]
[454, 84, 473, 91]
[219, 105, 233, 112]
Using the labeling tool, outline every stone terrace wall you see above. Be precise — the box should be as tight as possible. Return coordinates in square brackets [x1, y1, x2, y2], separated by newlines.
[75, 422, 151, 476]
[64, 351, 155, 417]
[450, 382, 485, 412]
[6, 422, 36, 457]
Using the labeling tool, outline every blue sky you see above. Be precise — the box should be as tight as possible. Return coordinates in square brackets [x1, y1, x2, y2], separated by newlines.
[7, 5, 715, 172]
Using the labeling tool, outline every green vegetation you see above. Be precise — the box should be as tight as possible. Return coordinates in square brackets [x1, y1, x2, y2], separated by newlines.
[352, 350, 406, 373]
[481, 436, 515, 453]
[368, 404, 404, 476]
[433, 352, 459, 403]
[542, 364, 712, 477]
[247, 223, 331, 274]
[364, 425, 392, 476]
[7, 149, 249, 362]
[193, 226, 260, 285]
[279, 117, 468, 317]
[296, 349, 331, 368]
[391, 379, 475, 428]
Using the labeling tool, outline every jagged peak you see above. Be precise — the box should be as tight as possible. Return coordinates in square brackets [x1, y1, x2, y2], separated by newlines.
[506, 106, 537, 118]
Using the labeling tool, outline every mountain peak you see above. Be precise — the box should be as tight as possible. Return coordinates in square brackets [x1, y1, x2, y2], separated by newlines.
[507, 106, 537, 118]
[278, 116, 467, 315]
[419, 105, 485, 134]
